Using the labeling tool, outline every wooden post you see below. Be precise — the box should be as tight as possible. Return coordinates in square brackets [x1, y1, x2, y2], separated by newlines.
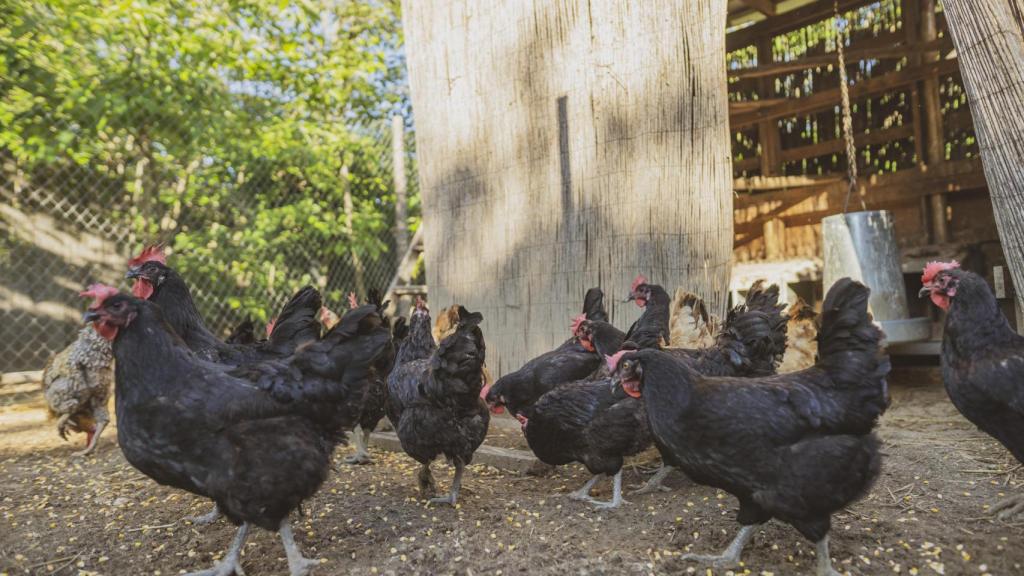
[942, 0, 1024, 317]
[340, 164, 367, 297]
[763, 218, 786, 260]
[756, 37, 781, 176]
[403, 0, 734, 374]
[920, 0, 950, 244]
[391, 115, 410, 258]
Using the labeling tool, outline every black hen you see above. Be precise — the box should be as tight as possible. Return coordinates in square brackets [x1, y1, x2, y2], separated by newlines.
[609, 278, 889, 575]
[125, 244, 321, 365]
[387, 305, 488, 506]
[921, 262, 1024, 520]
[484, 287, 618, 416]
[82, 285, 393, 576]
[624, 274, 671, 348]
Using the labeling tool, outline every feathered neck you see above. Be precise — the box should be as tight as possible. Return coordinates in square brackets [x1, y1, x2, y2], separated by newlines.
[945, 275, 1018, 354]
[150, 269, 216, 341]
[397, 313, 436, 364]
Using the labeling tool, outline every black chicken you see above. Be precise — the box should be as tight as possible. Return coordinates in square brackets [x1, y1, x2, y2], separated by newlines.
[609, 278, 889, 575]
[387, 304, 489, 506]
[920, 261, 1024, 520]
[484, 287, 618, 417]
[82, 284, 393, 576]
[624, 274, 671, 348]
[125, 244, 321, 365]
[343, 289, 398, 465]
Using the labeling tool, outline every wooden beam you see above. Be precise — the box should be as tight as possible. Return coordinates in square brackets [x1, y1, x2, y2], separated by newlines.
[727, 0, 878, 52]
[738, 0, 776, 16]
[735, 174, 843, 191]
[731, 57, 962, 128]
[728, 37, 953, 80]
[777, 124, 916, 164]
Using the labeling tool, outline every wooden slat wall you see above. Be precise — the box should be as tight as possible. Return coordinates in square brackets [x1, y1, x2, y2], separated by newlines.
[403, 0, 734, 376]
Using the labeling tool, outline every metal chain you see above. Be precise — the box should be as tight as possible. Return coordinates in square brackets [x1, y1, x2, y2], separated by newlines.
[836, 0, 865, 213]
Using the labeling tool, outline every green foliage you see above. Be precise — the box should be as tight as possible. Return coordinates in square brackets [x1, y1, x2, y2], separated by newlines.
[1, 0, 414, 323]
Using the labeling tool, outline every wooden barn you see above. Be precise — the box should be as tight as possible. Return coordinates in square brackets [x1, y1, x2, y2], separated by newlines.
[401, 0, 1023, 375]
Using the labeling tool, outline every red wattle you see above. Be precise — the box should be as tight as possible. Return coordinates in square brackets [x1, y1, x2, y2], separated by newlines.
[132, 279, 154, 300]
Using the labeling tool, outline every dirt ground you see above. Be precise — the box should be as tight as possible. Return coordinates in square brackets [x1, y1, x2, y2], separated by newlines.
[2, 367, 1023, 576]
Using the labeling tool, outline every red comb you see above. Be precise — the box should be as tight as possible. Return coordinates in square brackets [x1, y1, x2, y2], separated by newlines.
[80, 284, 120, 309]
[606, 350, 630, 372]
[922, 261, 960, 283]
[347, 292, 358, 309]
[570, 313, 587, 335]
[266, 318, 276, 337]
[631, 274, 648, 292]
[128, 244, 166, 267]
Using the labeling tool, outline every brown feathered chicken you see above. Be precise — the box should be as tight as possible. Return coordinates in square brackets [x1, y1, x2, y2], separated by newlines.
[435, 304, 494, 389]
[668, 287, 718, 349]
[42, 320, 114, 457]
[779, 297, 818, 373]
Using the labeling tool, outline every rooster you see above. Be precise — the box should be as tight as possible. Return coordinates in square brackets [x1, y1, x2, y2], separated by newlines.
[609, 278, 889, 575]
[388, 304, 489, 506]
[920, 261, 1024, 520]
[779, 297, 818, 373]
[41, 316, 113, 457]
[83, 284, 392, 576]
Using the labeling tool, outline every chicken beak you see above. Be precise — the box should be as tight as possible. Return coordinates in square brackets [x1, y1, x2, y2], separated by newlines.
[82, 310, 101, 324]
[125, 267, 142, 280]
[917, 285, 932, 298]
[622, 293, 636, 304]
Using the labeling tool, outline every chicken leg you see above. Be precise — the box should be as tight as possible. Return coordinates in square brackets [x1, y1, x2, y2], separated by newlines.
[185, 503, 223, 526]
[681, 524, 759, 568]
[567, 474, 603, 500]
[184, 522, 248, 576]
[73, 406, 109, 457]
[815, 535, 843, 576]
[429, 460, 464, 506]
[417, 463, 437, 497]
[991, 494, 1024, 521]
[343, 425, 372, 465]
[280, 518, 320, 576]
[630, 464, 673, 495]
[587, 470, 629, 509]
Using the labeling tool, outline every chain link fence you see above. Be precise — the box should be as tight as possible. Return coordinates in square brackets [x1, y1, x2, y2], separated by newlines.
[1, 116, 418, 374]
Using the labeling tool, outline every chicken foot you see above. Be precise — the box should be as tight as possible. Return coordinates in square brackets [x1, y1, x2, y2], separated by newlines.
[185, 522, 248, 576]
[185, 503, 223, 526]
[280, 518, 321, 576]
[815, 535, 843, 576]
[56, 414, 73, 441]
[73, 407, 109, 457]
[429, 460, 464, 506]
[567, 474, 603, 500]
[343, 425, 372, 465]
[991, 493, 1024, 521]
[586, 470, 629, 509]
[630, 464, 673, 495]
[681, 524, 758, 568]
[418, 463, 437, 497]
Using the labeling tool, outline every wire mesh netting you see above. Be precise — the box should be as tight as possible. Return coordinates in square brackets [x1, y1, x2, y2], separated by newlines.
[0, 116, 418, 373]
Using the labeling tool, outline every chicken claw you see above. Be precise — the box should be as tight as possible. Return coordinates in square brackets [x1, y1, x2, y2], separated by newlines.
[417, 464, 437, 497]
[72, 420, 107, 457]
[815, 536, 845, 576]
[56, 414, 72, 441]
[991, 494, 1024, 521]
[567, 474, 603, 501]
[681, 525, 758, 568]
[280, 519, 321, 576]
[630, 464, 673, 495]
[429, 461, 464, 507]
[185, 504, 223, 526]
[343, 425, 372, 465]
[185, 523, 248, 576]
[587, 471, 629, 509]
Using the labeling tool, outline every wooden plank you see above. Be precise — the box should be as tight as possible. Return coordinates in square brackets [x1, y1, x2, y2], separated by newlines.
[728, 37, 953, 80]
[756, 37, 781, 176]
[738, 0, 776, 16]
[0, 370, 42, 386]
[727, 0, 879, 52]
[735, 174, 843, 191]
[777, 124, 916, 164]
[369, 431, 538, 473]
[731, 58, 962, 128]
